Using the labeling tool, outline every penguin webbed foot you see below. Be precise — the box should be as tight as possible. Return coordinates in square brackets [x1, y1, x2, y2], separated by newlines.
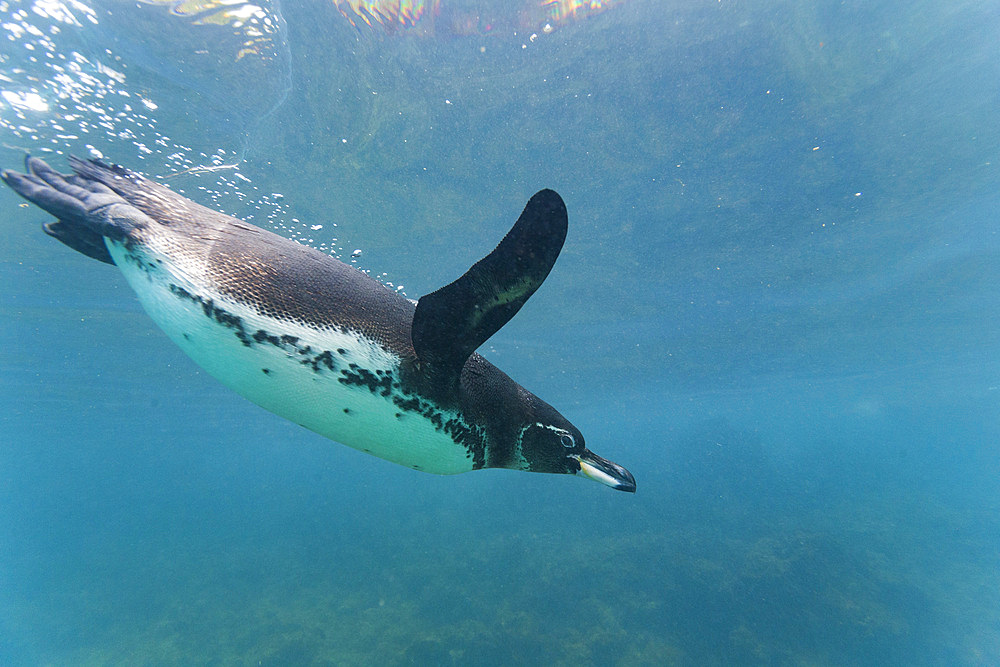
[2, 155, 150, 264]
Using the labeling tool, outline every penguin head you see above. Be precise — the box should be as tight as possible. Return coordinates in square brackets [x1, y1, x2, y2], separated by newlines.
[517, 404, 635, 493]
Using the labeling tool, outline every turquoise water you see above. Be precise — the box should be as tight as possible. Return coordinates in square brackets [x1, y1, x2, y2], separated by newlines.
[2, 0, 999, 664]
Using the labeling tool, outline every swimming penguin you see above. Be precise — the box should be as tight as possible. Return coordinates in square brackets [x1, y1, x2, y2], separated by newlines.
[2, 156, 635, 492]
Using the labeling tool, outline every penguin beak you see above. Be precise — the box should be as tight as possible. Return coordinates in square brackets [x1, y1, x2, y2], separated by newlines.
[574, 451, 636, 493]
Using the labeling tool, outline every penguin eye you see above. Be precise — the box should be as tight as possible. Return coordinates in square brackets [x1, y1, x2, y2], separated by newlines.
[559, 434, 575, 448]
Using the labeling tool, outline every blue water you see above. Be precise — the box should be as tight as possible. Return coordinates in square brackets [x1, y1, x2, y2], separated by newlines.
[2, 0, 999, 664]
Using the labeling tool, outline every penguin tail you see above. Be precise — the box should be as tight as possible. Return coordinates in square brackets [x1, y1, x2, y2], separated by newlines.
[2, 155, 153, 265]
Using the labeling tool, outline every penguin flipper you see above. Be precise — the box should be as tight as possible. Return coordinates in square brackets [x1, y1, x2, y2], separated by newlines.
[411, 189, 568, 390]
[2, 156, 153, 264]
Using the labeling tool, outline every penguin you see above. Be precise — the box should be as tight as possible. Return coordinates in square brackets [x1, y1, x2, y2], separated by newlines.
[2, 156, 635, 492]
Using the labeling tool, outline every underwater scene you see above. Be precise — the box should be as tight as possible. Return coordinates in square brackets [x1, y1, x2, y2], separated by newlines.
[1, 0, 998, 664]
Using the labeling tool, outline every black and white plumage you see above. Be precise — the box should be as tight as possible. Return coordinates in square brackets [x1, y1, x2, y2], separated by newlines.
[3, 156, 635, 492]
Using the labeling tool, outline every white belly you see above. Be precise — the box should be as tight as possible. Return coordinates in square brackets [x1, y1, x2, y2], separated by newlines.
[106, 239, 477, 475]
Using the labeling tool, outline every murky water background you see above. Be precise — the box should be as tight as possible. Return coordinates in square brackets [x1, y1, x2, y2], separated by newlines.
[2, 1, 998, 663]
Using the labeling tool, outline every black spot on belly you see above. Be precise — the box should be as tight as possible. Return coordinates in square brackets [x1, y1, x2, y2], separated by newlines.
[169, 284, 253, 347]
[301, 349, 337, 373]
[262, 368, 271, 375]
[339, 365, 394, 397]
[253, 329, 281, 346]
[343, 408, 351, 414]
[121, 247, 159, 273]
[393, 396, 421, 413]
